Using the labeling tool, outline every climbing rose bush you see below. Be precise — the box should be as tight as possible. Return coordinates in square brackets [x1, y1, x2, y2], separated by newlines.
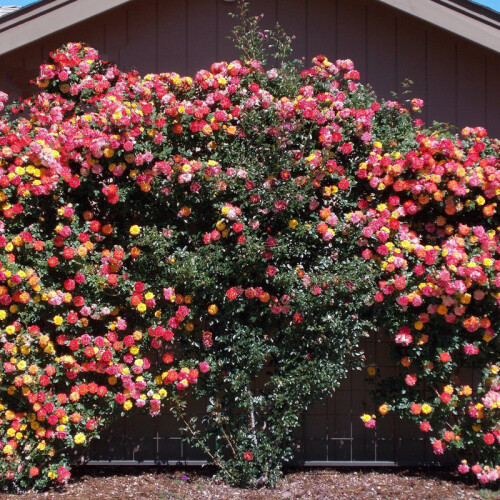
[0, 15, 497, 490]
[359, 123, 500, 484]
[0, 40, 380, 489]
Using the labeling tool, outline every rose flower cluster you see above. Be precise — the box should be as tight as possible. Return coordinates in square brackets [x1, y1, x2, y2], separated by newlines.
[0, 40, 497, 490]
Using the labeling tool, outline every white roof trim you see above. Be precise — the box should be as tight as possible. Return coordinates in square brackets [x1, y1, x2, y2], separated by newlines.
[377, 0, 500, 53]
[0, 0, 133, 57]
[0, 6, 21, 18]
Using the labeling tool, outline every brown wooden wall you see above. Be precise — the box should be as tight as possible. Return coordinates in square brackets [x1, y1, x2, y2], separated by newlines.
[85, 333, 445, 465]
[1, 0, 500, 137]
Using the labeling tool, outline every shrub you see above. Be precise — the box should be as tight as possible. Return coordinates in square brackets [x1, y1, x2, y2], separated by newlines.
[0, 4, 497, 491]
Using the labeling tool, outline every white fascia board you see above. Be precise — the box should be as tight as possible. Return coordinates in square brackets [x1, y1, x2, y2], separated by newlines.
[377, 0, 500, 53]
[0, 0, 133, 56]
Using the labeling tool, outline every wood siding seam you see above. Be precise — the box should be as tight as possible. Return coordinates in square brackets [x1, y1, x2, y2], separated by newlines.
[103, 18, 106, 55]
[484, 53, 488, 129]
[334, 0, 338, 61]
[125, 6, 129, 47]
[185, 0, 189, 74]
[215, 0, 219, 62]
[155, 0, 159, 74]
[364, 0, 368, 82]
[305, 0, 308, 63]
[393, 8, 397, 99]
[424, 28, 428, 125]
[394, 15, 398, 93]
[454, 40, 458, 125]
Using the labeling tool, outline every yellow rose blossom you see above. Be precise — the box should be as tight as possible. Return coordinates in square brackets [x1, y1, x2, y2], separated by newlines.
[460, 386, 473, 396]
[421, 404, 432, 414]
[177, 379, 189, 389]
[208, 304, 218, 315]
[129, 225, 141, 236]
[53, 315, 63, 326]
[460, 294, 471, 304]
[123, 400, 133, 411]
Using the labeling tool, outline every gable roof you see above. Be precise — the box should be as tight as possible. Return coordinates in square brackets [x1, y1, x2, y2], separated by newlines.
[0, 0, 498, 57]
[377, 0, 500, 51]
[0, 0, 132, 56]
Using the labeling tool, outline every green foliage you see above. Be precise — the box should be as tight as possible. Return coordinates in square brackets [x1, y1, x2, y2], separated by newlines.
[0, 1, 497, 491]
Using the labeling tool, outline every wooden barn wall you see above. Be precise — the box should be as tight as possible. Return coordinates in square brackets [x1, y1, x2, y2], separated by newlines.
[85, 333, 449, 465]
[0, 0, 499, 136]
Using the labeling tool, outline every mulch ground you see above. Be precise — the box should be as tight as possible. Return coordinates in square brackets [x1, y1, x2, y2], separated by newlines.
[0, 466, 498, 499]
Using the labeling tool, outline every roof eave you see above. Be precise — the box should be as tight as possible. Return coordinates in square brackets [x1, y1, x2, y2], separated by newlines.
[0, 0, 133, 57]
[0, 0, 498, 57]
[377, 0, 500, 53]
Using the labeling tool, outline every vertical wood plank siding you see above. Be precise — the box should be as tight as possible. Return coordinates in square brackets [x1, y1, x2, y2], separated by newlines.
[486, 53, 500, 133]
[187, 0, 218, 72]
[427, 27, 458, 126]
[457, 41, 487, 129]
[1, 0, 498, 135]
[396, 17, 428, 124]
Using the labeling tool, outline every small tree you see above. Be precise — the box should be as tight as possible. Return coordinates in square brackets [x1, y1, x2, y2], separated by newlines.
[0, 3, 497, 490]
